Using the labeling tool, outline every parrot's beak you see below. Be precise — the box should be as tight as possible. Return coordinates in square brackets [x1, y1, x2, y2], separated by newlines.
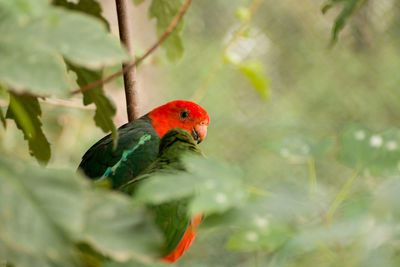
[192, 124, 207, 144]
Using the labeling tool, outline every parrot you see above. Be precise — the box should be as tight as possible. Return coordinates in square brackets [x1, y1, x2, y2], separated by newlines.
[78, 100, 209, 188]
[120, 128, 203, 263]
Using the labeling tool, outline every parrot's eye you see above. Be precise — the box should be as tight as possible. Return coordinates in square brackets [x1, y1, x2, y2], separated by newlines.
[180, 110, 189, 119]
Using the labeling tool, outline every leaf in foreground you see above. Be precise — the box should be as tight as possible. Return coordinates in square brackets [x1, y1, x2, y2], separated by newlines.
[149, 0, 185, 62]
[0, 0, 127, 96]
[238, 61, 270, 101]
[69, 64, 117, 141]
[322, 0, 367, 44]
[135, 156, 247, 216]
[0, 155, 162, 266]
[6, 93, 51, 164]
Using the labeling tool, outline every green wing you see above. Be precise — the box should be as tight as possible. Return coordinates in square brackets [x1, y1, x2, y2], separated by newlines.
[120, 128, 202, 256]
[78, 115, 160, 188]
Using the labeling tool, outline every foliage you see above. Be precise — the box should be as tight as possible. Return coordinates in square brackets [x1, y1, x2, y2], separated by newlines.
[322, 0, 367, 44]
[0, 154, 161, 267]
[135, 156, 247, 216]
[6, 93, 51, 164]
[1, 0, 400, 266]
[0, 0, 126, 162]
[134, 0, 185, 62]
[237, 61, 270, 101]
[69, 64, 118, 141]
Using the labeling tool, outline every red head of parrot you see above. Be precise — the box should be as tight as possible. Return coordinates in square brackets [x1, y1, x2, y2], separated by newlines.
[148, 100, 210, 143]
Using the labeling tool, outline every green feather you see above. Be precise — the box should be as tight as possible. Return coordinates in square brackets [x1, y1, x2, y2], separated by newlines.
[120, 128, 203, 256]
[78, 115, 159, 188]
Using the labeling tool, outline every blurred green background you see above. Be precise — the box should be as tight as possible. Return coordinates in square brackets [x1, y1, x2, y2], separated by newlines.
[1, 0, 400, 266]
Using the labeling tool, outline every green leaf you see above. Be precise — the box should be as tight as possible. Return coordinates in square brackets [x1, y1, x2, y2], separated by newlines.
[0, 155, 162, 266]
[6, 93, 51, 164]
[149, 0, 184, 62]
[374, 179, 400, 219]
[266, 134, 334, 162]
[132, 0, 146, 5]
[288, 218, 370, 254]
[227, 220, 292, 252]
[82, 191, 162, 262]
[219, 184, 318, 252]
[69, 64, 118, 141]
[322, 0, 366, 44]
[0, 85, 5, 128]
[84, 89, 118, 141]
[102, 259, 168, 267]
[52, 0, 110, 29]
[0, 157, 81, 267]
[135, 156, 247, 216]
[0, 106, 5, 128]
[0, 0, 128, 96]
[237, 61, 270, 101]
[338, 125, 400, 176]
[235, 7, 251, 22]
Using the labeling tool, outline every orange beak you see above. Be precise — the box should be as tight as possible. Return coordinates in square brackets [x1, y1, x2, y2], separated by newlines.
[192, 124, 208, 144]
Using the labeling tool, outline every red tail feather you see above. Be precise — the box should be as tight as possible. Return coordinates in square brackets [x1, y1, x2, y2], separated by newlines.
[163, 215, 202, 263]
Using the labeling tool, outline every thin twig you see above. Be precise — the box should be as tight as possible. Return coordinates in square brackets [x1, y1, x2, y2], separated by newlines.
[40, 98, 95, 110]
[116, 0, 138, 122]
[325, 167, 361, 224]
[72, 0, 192, 95]
[307, 157, 317, 197]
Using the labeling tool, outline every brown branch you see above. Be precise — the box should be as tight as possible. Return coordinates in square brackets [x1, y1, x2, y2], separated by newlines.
[116, 0, 138, 122]
[72, 0, 192, 96]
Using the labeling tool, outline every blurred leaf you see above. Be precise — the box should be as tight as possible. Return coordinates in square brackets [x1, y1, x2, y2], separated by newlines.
[287, 218, 373, 256]
[338, 125, 400, 175]
[373, 178, 400, 219]
[227, 220, 292, 252]
[0, 0, 127, 96]
[84, 89, 118, 141]
[0, 86, 5, 128]
[102, 259, 168, 267]
[341, 194, 372, 220]
[6, 93, 51, 164]
[0, 156, 81, 267]
[0, 155, 162, 266]
[135, 156, 247, 216]
[82, 191, 162, 262]
[266, 134, 334, 162]
[322, 0, 366, 44]
[132, 0, 146, 5]
[235, 7, 251, 22]
[209, 183, 320, 252]
[149, 0, 184, 61]
[0, 106, 5, 128]
[69, 64, 117, 141]
[237, 61, 270, 101]
[52, 0, 109, 29]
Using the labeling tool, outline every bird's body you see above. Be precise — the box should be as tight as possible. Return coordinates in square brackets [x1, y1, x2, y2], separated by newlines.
[78, 101, 209, 262]
[79, 115, 159, 188]
[120, 128, 203, 263]
[78, 100, 209, 188]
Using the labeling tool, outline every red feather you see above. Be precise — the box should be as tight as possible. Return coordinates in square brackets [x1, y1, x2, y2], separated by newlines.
[148, 100, 209, 138]
[163, 215, 202, 263]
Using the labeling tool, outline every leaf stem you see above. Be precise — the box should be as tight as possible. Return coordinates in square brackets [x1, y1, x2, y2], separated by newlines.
[324, 167, 360, 224]
[307, 157, 317, 197]
[72, 0, 192, 95]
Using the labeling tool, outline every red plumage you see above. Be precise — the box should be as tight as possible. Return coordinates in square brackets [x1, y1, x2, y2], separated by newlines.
[163, 215, 202, 263]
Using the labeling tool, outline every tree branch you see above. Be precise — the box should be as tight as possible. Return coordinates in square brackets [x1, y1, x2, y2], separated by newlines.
[72, 0, 192, 96]
[116, 0, 138, 122]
